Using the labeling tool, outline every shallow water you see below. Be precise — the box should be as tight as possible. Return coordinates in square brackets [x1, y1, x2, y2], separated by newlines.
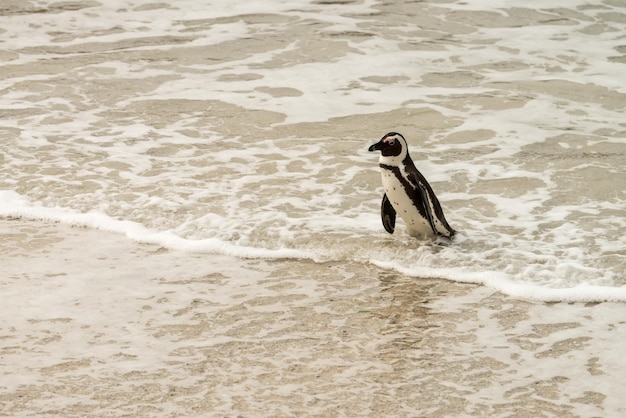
[2, 0, 625, 301]
[2, 218, 625, 417]
[0, 1, 626, 414]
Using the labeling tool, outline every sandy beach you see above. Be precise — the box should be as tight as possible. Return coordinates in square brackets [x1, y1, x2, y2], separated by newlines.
[2, 0, 625, 416]
[1, 218, 624, 417]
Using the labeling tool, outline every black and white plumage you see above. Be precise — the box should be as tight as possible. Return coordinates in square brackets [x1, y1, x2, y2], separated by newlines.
[368, 132, 455, 239]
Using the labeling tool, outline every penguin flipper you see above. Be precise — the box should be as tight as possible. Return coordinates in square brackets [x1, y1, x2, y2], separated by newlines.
[415, 182, 437, 234]
[416, 181, 454, 239]
[381, 193, 396, 234]
[404, 163, 455, 239]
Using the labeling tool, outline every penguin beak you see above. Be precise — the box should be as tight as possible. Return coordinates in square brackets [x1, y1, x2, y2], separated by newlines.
[368, 140, 384, 152]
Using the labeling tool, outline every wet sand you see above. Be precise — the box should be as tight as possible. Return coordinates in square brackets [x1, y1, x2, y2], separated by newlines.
[1, 218, 624, 417]
[2, 1, 625, 416]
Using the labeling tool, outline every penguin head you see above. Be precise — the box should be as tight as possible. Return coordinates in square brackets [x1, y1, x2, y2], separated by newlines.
[368, 132, 408, 160]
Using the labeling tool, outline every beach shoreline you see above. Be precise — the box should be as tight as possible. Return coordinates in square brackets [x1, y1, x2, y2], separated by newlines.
[2, 0, 625, 416]
[1, 218, 623, 417]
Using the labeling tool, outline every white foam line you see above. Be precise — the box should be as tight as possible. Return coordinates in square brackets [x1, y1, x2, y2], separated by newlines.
[371, 260, 626, 303]
[0, 190, 311, 260]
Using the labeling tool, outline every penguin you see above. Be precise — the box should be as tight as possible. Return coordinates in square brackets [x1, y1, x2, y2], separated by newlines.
[368, 132, 455, 239]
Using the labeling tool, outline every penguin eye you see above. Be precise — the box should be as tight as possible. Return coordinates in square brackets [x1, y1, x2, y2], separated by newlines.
[383, 137, 396, 146]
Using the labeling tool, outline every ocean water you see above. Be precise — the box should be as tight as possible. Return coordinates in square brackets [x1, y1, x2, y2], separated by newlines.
[1, 0, 625, 302]
[2, 1, 626, 416]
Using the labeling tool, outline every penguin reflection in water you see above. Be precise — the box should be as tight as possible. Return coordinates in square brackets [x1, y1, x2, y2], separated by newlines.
[369, 132, 455, 240]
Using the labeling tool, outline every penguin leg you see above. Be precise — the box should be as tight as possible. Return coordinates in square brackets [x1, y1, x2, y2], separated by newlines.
[381, 193, 396, 234]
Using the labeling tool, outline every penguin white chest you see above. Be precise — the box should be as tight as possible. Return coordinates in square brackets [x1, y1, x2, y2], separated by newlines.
[380, 168, 432, 237]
